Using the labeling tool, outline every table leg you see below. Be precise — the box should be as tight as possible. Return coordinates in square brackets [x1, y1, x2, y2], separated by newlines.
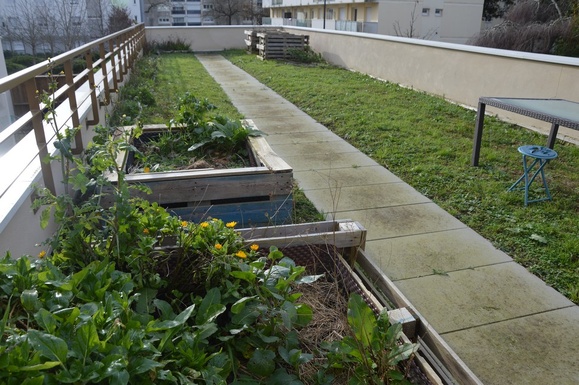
[546, 123, 559, 149]
[471, 102, 486, 166]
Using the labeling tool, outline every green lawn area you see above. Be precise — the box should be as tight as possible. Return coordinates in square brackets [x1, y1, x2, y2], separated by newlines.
[222, 50, 579, 303]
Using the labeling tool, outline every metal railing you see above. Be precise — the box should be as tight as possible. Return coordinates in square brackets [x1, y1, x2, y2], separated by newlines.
[0, 24, 145, 202]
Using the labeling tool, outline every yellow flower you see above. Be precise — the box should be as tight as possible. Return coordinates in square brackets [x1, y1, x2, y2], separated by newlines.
[38, 250, 46, 259]
[226, 221, 237, 228]
[144, 166, 150, 173]
[143, 228, 149, 234]
[200, 222, 209, 228]
[250, 244, 259, 251]
[235, 251, 247, 259]
[215, 243, 223, 250]
[181, 221, 188, 227]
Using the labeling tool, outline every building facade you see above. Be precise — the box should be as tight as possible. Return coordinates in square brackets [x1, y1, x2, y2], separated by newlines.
[0, 0, 144, 54]
[262, 0, 484, 44]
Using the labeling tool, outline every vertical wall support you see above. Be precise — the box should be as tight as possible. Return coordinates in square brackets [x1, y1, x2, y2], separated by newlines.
[85, 50, 99, 126]
[63, 59, 83, 154]
[99, 43, 111, 105]
[25, 78, 56, 194]
[109, 39, 119, 92]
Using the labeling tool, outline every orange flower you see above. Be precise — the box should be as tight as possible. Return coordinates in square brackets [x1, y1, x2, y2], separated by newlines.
[144, 166, 150, 173]
[143, 228, 150, 234]
[235, 251, 247, 259]
[38, 250, 46, 259]
[215, 243, 223, 250]
[181, 221, 188, 227]
[200, 222, 209, 228]
[226, 221, 237, 228]
[250, 244, 259, 251]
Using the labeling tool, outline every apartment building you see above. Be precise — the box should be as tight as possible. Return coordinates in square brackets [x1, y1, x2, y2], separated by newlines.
[0, 0, 144, 53]
[263, 0, 484, 44]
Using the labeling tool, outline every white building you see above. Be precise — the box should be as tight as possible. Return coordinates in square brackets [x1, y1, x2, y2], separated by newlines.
[263, 0, 484, 44]
[0, 0, 144, 54]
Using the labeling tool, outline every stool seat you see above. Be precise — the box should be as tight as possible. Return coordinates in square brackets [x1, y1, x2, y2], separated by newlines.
[518, 145, 558, 160]
[508, 145, 558, 206]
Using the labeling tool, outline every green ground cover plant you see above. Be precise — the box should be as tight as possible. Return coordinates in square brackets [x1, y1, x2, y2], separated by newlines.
[223, 50, 579, 303]
[1, 121, 417, 384]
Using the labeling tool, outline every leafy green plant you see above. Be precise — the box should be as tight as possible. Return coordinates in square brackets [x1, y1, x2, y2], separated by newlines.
[322, 294, 419, 384]
[286, 47, 326, 64]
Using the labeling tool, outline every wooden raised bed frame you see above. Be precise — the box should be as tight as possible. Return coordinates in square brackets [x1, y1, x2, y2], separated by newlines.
[106, 120, 293, 227]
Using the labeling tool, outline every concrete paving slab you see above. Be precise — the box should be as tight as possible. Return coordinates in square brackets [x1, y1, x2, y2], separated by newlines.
[365, 228, 513, 280]
[282, 151, 380, 171]
[237, 104, 311, 118]
[294, 166, 402, 188]
[335, 203, 466, 240]
[271, 139, 360, 158]
[304, 183, 431, 212]
[250, 116, 328, 134]
[442, 306, 579, 385]
[259, 130, 345, 145]
[393, 262, 574, 334]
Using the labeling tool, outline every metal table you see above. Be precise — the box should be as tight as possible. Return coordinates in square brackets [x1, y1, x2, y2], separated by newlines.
[471, 97, 579, 166]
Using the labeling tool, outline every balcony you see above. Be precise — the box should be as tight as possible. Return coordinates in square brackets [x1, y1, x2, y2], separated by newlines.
[1, 24, 578, 385]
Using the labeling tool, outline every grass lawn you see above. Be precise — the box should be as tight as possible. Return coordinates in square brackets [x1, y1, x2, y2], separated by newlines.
[222, 50, 579, 303]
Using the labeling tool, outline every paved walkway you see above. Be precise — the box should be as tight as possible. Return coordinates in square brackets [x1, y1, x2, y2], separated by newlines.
[196, 53, 579, 385]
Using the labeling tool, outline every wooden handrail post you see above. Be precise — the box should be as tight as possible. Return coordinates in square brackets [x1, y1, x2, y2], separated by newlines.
[63, 59, 83, 154]
[85, 50, 99, 126]
[25, 78, 56, 194]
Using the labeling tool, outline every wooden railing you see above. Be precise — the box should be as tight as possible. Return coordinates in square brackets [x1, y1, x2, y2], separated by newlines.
[0, 24, 145, 200]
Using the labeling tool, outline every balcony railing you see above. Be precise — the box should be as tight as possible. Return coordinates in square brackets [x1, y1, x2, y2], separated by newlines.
[0, 24, 144, 245]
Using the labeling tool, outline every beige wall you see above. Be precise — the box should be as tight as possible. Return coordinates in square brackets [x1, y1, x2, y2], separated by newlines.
[145, 26, 256, 52]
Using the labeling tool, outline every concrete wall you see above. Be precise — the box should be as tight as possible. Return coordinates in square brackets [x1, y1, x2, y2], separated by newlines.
[145, 26, 264, 51]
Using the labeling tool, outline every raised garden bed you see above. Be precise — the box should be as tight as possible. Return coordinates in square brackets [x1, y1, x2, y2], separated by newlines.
[104, 120, 293, 227]
[153, 219, 440, 384]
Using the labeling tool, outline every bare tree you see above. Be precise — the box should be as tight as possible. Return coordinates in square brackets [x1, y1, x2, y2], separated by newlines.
[241, 0, 266, 25]
[108, 6, 133, 34]
[211, 0, 245, 25]
[38, 0, 60, 55]
[393, 1, 419, 38]
[470, 0, 576, 55]
[86, 0, 110, 38]
[55, 0, 88, 51]
[7, 0, 44, 58]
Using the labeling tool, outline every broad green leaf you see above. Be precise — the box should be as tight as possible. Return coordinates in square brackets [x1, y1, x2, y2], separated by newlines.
[247, 348, 275, 377]
[147, 304, 195, 332]
[388, 342, 419, 366]
[294, 303, 313, 328]
[27, 330, 68, 365]
[347, 294, 376, 349]
[74, 321, 100, 362]
[295, 274, 324, 285]
[40, 207, 51, 230]
[128, 357, 162, 375]
[21, 375, 45, 385]
[196, 287, 223, 324]
[230, 270, 256, 284]
[21, 289, 39, 311]
[34, 308, 57, 334]
[231, 296, 257, 315]
[17, 361, 61, 371]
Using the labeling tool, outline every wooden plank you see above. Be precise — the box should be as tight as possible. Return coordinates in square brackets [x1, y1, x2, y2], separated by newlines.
[244, 119, 292, 171]
[239, 220, 366, 251]
[104, 172, 293, 206]
[355, 249, 484, 385]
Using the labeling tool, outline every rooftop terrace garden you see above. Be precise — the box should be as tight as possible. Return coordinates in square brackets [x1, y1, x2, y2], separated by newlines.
[222, 50, 579, 303]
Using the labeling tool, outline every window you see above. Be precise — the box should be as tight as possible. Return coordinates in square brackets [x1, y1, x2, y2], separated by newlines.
[203, 4, 213, 9]
[435, 8, 443, 16]
[159, 18, 170, 22]
[421, 8, 429, 16]
[327, 8, 334, 20]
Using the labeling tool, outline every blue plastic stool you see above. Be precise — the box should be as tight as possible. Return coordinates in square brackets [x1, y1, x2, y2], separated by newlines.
[508, 145, 558, 206]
